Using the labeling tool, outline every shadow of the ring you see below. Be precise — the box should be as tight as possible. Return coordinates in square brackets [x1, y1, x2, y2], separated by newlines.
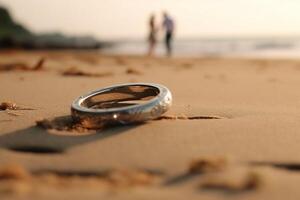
[0, 115, 141, 154]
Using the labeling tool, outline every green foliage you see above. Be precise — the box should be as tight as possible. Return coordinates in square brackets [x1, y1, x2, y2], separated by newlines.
[0, 7, 32, 40]
[0, 7, 101, 49]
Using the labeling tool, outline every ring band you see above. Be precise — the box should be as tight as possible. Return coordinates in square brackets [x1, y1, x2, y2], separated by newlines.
[71, 83, 172, 128]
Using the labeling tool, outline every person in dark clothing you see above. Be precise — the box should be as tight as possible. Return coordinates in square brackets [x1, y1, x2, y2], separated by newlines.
[162, 12, 175, 56]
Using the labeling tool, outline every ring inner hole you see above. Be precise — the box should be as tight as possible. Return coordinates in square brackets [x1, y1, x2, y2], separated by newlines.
[81, 85, 159, 109]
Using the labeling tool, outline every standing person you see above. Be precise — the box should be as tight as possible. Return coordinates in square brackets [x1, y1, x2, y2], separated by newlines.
[147, 14, 157, 56]
[162, 12, 175, 56]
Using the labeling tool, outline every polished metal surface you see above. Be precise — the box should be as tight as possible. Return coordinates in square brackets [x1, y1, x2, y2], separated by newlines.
[71, 83, 172, 128]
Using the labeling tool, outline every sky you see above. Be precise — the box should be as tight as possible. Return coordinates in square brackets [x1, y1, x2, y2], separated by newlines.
[1, 0, 300, 40]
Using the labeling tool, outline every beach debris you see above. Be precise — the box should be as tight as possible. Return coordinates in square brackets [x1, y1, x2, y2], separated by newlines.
[156, 114, 224, 120]
[0, 102, 34, 111]
[201, 171, 263, 192]
[0, 102, 18, 110]
[189, 157, 228, 174]
[126, 67, 142, 75]
[33, 57, 45, 70]
[62, 67, 113, 77]
[0, 58, 45, 71]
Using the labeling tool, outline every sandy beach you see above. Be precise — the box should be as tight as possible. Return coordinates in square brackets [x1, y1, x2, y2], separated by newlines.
[1, 51, 300, 199]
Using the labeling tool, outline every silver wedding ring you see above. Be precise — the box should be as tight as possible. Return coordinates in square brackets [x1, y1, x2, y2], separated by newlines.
[71, 83, 172, 128]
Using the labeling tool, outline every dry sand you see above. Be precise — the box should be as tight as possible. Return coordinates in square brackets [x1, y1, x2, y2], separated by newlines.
[1, 50, 300, 199]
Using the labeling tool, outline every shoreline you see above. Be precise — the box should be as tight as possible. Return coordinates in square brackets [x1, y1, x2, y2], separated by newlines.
[2, 49, 300, 60]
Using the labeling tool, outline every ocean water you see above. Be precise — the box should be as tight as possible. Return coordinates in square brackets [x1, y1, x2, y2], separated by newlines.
[101, 38, 300, 59]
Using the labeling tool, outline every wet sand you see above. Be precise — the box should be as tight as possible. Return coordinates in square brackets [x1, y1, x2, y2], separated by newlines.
[1, 51, 300, 199]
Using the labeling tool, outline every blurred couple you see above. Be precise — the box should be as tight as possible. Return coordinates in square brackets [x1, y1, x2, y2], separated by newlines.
[148, 12, 175, 57]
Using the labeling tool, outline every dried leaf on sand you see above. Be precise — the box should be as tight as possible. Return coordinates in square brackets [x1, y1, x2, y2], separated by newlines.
[62, 67, 113, 77]
[0, 58, 45, 71]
